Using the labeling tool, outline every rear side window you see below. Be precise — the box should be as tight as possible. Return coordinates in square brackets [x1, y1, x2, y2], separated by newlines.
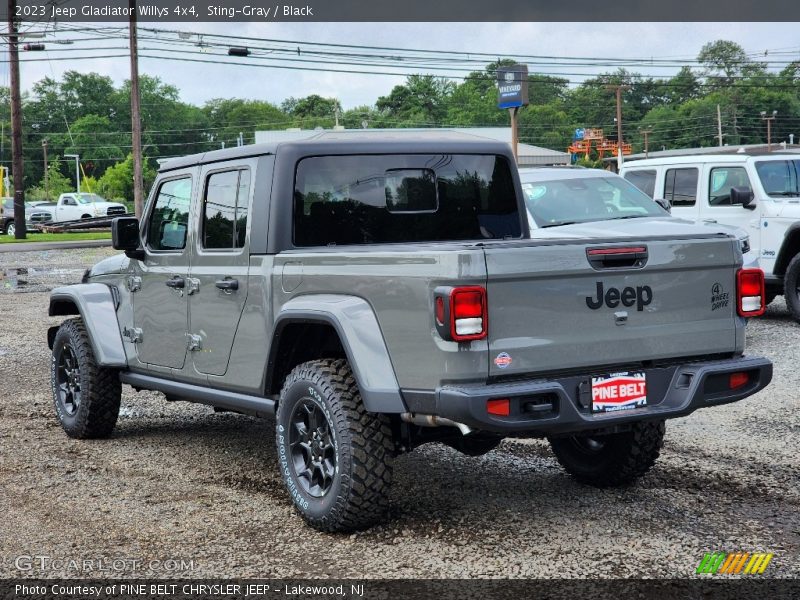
[623, 170, 656, 198]
[202, 169, 250, 250]
[293, 154, 521, 246]
[146, 177, 192, 251]
[664, 168, 698, 206]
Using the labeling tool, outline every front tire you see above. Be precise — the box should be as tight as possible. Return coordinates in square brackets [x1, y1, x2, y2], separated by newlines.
[548, 420, 665, 487]
[276, 359, 394, 532]
[51, 318, 121, 438]
[783, 254, 800, 322]
[5, 222, 15, 236]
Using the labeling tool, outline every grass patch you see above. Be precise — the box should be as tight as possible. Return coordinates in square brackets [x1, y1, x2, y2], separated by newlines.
[0, 232, 112, 244]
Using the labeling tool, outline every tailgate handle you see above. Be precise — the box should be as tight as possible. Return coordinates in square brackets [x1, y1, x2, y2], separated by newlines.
[587, 246, 648, 270]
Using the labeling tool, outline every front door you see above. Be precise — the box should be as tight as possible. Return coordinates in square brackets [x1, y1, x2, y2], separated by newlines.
[189, 165, 252, 376]
[132, 175, 194, 369]
[703, 165, 761, 253]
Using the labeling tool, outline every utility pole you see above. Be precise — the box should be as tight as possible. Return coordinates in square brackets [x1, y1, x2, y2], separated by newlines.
[509, 107, 520, 163]
[639, 128, 653, 158]
[129, 0, 144, 218]
[607, 84, 629, 169]
[8, 0, 26, 239]
[761, 110, 777, 152]
[42, 139, 48, 200]
[716, 104, 724, 147]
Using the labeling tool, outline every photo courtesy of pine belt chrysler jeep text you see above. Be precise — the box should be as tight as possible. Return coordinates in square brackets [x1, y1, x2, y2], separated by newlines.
[46, 133, 773, 532]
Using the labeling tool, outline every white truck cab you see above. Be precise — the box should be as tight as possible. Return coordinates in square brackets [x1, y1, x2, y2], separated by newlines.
[52, 193, 127, 222]
[620, 154, 800, 320]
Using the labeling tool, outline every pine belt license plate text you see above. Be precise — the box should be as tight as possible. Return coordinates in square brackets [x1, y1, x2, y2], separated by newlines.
[591, 372, 647, 413]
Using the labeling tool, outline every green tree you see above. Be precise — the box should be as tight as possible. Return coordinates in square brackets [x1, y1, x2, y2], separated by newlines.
[96, 154, 156, 203]
[26, 157, 73, 201]
[376, 75, 454, 125]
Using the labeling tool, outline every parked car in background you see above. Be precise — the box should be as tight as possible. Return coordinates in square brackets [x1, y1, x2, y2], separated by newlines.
[33, 193, 127, 223]
[1, 197, 54, 235]
[620, 154, 800, 318]
[519, 166, 754, 264]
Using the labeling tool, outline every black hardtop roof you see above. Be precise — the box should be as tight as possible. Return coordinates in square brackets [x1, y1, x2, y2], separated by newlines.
[159, 130, 513, 172]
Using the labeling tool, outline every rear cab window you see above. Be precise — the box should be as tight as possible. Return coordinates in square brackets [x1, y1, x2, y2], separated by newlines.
[293, 154, 521, 246]
[664, 168, 698, 206]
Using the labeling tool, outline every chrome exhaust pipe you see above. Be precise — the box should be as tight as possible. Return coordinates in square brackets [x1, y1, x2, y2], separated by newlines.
[400, 412, 472, 435]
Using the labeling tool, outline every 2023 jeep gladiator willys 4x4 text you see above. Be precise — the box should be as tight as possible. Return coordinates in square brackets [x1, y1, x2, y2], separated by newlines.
[47, 133, 773, 532]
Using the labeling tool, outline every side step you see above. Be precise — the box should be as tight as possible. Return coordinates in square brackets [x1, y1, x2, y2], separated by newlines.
[119, 372, 276, 418]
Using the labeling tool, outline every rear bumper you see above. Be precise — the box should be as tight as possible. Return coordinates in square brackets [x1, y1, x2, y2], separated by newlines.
[431, 355, 772, 435]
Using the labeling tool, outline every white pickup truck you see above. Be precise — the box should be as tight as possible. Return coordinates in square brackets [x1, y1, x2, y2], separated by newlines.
[36, 193, 127, 223]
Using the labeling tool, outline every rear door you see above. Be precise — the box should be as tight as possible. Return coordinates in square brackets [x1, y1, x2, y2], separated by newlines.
[484, 234, 739, 378]
[188, 161, 253, 376]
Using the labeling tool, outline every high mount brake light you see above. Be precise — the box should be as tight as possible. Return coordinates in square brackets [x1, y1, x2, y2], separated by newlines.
[736, 269, 765, 317]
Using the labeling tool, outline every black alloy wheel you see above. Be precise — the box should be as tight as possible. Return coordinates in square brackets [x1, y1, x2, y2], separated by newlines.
[289, 399, 337, 498]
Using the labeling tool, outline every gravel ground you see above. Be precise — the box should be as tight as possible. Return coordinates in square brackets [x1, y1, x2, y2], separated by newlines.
[0, 247, 798, 579]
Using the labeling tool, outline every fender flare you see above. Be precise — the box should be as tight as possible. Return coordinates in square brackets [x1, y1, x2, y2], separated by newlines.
[48, 283, 127, 367]
[271, 294, 405, 413]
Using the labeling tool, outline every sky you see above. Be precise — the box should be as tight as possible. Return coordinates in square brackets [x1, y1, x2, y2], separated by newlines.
[5, 22, 800, 110]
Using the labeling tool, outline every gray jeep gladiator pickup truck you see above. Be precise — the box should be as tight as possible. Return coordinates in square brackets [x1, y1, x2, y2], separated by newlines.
[47, 133, 773, 532]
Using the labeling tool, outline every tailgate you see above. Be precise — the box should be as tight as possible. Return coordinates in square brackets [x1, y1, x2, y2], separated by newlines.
[484, 237, 740, 378]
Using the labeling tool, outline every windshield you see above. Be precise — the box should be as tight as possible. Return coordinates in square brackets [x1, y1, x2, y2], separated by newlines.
[755, 160, 800, 197]
[521, 174, 666, 228]
[75, 193, 107, 204]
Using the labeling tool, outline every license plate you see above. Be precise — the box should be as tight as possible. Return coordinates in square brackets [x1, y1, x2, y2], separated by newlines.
[591, 372, 647, 413]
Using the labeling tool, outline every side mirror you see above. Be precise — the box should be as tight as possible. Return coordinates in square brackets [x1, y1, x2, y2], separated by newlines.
[112, 216, 144, 260]
[654, 198, 671, 213]
[731, 186, 756, 210]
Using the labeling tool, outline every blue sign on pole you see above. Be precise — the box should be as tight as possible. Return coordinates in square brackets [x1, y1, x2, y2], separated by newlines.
[497, 64, 529, 109]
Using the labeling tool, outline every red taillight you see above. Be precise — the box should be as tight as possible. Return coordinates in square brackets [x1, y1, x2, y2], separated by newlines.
[435, 296, 445, 325]
[736, 268, 765, 317]
[729, 372, 750, 389]
[450, 286, 487, 341]
[487, 398, 510, 416]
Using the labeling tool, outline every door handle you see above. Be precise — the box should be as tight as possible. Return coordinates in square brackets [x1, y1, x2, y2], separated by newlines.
[215, 278, 239, 292]
[165, 276, 185, 289]
[702, 218, 718, 224]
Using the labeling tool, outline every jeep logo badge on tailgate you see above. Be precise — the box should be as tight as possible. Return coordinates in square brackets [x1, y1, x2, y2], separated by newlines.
[586, 282, 653, 311]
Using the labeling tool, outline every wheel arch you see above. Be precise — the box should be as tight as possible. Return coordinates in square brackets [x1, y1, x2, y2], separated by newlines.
[774, 224, 800, 278]
[48, 284, 127, 367]
[266, 295, 406, 414]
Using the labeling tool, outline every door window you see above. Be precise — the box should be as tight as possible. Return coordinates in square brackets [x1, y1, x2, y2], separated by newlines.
[201, 169, 250, 250]
[664, 168, 698, 206]
[146, 177, 192, 251]
[623, 170, 656, 198]
[709, 167, 752, 206]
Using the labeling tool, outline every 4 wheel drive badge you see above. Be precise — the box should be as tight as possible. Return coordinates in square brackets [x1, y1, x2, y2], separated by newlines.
[494, 352, 512, 369]
[711, 282, 730, 311]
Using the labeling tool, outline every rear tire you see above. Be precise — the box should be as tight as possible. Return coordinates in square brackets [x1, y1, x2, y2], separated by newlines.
[276, 358, 394, 532]
[783, 254, 800, 322]
[5, 221, 15, 236]
[548, 420, 665, 487]
[51, 318, 121, 438]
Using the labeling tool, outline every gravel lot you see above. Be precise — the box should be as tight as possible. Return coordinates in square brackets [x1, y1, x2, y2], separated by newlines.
[1, 247, 798, 579]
